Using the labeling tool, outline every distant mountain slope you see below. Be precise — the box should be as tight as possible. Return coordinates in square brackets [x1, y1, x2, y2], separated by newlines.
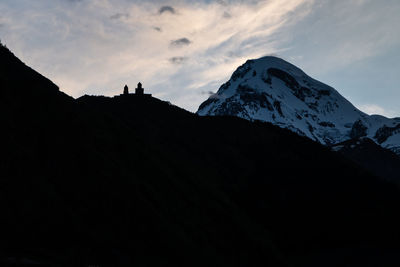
[197, 56, 400, 154]
[1, 43, 400, 266]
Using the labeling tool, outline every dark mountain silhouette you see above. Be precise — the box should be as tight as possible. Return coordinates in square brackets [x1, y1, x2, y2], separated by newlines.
[1, 43, 400, 266]
[331, 138, 400, 184]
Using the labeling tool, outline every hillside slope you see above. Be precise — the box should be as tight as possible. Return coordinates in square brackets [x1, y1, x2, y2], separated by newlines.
[331, 137, 400, 183]
[1, 44, 400, 266]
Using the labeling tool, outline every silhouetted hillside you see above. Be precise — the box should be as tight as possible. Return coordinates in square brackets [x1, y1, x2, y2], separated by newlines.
[331, 138, 400, 184]
[1, 44, 400, 267]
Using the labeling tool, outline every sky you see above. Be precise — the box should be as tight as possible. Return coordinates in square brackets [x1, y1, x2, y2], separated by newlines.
[0, 0, 399, 116]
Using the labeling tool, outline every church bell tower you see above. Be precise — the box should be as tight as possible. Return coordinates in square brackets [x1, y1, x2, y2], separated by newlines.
[135, 82, 144, 95]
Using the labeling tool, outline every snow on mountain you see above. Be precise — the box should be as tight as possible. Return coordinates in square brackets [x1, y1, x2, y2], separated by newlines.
[197, 56, 400, 155]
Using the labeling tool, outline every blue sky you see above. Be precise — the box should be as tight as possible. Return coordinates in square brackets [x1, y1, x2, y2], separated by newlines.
[0, 0, 399, 116]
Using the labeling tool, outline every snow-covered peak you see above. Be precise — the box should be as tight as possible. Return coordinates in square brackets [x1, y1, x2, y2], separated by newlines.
[197, 56, 400, 155]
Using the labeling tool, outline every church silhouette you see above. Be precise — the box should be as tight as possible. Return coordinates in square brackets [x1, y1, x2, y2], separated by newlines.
[120, 82, 151, 97]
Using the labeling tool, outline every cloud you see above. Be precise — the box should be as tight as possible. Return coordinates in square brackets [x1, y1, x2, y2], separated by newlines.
[169, 56, 188, 64]
[110, 13, 130, 20]
[216, 0, 228, 6]
[159, 6, 176, 15]
[201, 90, 215, 95]
[358, 104, 397, 118]
[170, 38, 191, 47]
[0, 0, 397, 117]
[222, 11, 232, 18]
[0, 0, 315, 112]
[282, 1, 400, 74]
[153, 26, 162, 32]
[359, 104, 386, 115]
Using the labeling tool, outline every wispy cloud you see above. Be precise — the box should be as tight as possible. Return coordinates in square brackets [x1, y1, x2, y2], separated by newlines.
[159, 6, 176, 15]
[170, 38, 191, 47]
[153, 26, 162, 32]
[110, 13, 130, 20]
[222, 11, 232, 19]
[283, 1, 400, 73]
[0, 0, 316, 111]
[169, 56, 188, 64]
[358, 104, 398, 118]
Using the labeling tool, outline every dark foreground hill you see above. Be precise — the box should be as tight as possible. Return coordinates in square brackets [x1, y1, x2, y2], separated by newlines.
[1, 44, 400, 267]
[331, 137, 400, 184]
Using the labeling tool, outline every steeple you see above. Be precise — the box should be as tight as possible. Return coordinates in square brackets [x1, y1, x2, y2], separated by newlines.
[123, 85, 129, 95]
[135, 82, 144, 95]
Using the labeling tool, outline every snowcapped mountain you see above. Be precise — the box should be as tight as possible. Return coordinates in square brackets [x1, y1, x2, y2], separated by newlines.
[197, 56, 400, 155]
